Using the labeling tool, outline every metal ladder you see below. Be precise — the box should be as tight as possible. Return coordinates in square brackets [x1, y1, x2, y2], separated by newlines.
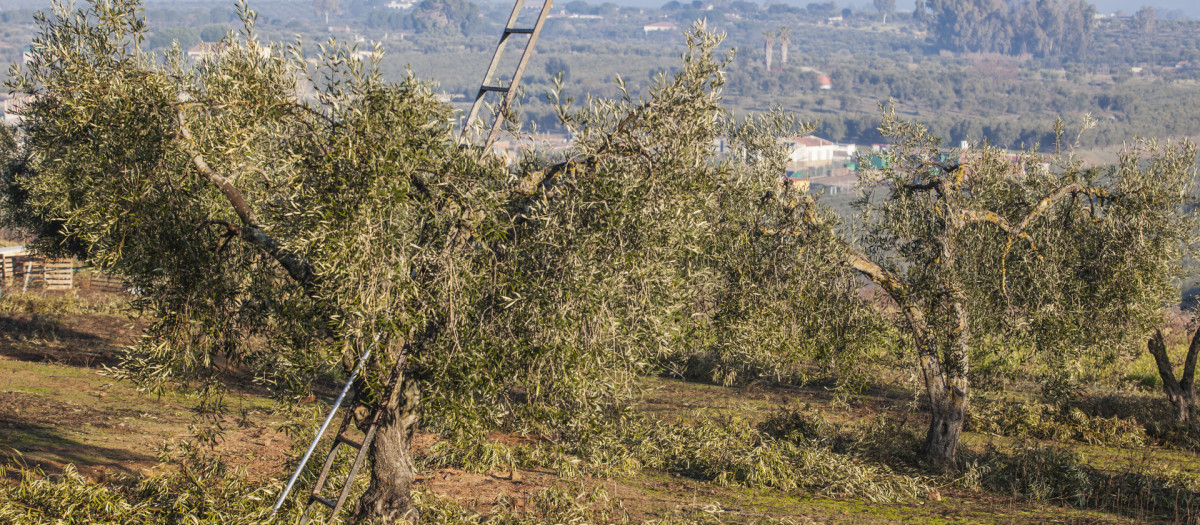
[296, 398, 383, 524]
[460, 0, 556, 150]
[270, 337, 406, 523]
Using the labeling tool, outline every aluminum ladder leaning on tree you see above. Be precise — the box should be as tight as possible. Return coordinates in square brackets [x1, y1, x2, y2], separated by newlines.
[270, 335, 385, 522]
[459, 0, 556, 150]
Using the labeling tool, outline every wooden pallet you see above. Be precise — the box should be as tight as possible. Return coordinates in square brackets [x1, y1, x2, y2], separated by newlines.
[80, 271, 126, 293]
[44, 259, 73, 290]
[9, 255, 41, 288]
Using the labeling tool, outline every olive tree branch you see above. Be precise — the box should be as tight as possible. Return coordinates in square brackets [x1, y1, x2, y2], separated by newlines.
[197, 218, 241, 235]
[903, 161, 965, 193]
[1017, 183, 1107, 232]
[970, 182, 1107, 294]
[174, 101, 315, 286]
[1149, 329, 1187, 399]
[790, 193, 948, 399]
[956, 209, 1029, 238]
[513, 100, 659, 198]
[1181, 327, 1200, 392]
[196, 219, 241, 252]
[904, 179, 944, 192]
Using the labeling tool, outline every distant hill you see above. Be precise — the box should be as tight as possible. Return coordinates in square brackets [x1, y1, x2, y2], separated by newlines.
[1088, 0, 1197, 18]
[593, 0, 1195, 19]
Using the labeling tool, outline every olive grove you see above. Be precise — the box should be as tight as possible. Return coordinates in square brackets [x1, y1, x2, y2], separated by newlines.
[0, 2, 879, 520]
[4, 0, 1197, 521]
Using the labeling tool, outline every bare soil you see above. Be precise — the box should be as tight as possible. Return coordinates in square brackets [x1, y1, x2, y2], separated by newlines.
[0, 294, 1169, 523]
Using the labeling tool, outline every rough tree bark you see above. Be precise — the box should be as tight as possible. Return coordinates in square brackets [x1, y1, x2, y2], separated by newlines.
[1147, 328, 1200, 422]
[353, 376, 421, 523]
[921, 294, 971, 470]
[924, 389, 966, 467]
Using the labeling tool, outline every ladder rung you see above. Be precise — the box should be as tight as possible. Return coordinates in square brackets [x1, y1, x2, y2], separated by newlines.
[336, 434, 363, 449]
[310, 494, 336, 508]
[505, 27, 535, 34]
[480, 85, 508, 93]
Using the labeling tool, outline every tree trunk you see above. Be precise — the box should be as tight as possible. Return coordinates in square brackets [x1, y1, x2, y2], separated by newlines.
[924, 387, 967, 469]
[921, 233, 971, 469]
[909, 307, 969, 470]
[353, 377, 421, 523]
[1148, 329, 1199, 423]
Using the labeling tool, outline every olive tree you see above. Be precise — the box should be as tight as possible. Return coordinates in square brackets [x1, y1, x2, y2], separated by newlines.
[1147, 327, 1200, 422]
[533, 38, 887, 390]
[4, 1, 500, 518]
[2, 2, 875, 520]
[795, 111, 1197, 468]
[1139, 145, 1200, 424]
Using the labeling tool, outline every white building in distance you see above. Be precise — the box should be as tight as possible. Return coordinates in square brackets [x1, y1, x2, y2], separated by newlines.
[643, 21, 679, 33]
[781, 135, 856, 166]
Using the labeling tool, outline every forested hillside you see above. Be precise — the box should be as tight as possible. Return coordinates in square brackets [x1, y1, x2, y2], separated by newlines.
[0, 0, 1184, 150]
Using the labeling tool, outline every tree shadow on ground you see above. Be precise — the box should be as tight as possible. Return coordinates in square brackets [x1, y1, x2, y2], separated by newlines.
[0, 389, 155, 481]
[1076, 391, 1173, 422]
[1070, 391, 1200, 452]
[0, 312, 127, 368]
[0, 422, 155, 481]
[0, 314, 103, 340]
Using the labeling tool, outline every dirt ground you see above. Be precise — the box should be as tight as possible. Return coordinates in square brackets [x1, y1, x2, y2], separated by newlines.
[0, 293, 1164, 523]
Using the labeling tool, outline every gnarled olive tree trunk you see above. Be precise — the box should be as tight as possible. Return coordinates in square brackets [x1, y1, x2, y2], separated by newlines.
[1147, 328, 1200, 423]
[921, 299, 971, 470]
[830, 234, 972, 469]
[353, 375, 421, 523]
[924, 389, 967, 468]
